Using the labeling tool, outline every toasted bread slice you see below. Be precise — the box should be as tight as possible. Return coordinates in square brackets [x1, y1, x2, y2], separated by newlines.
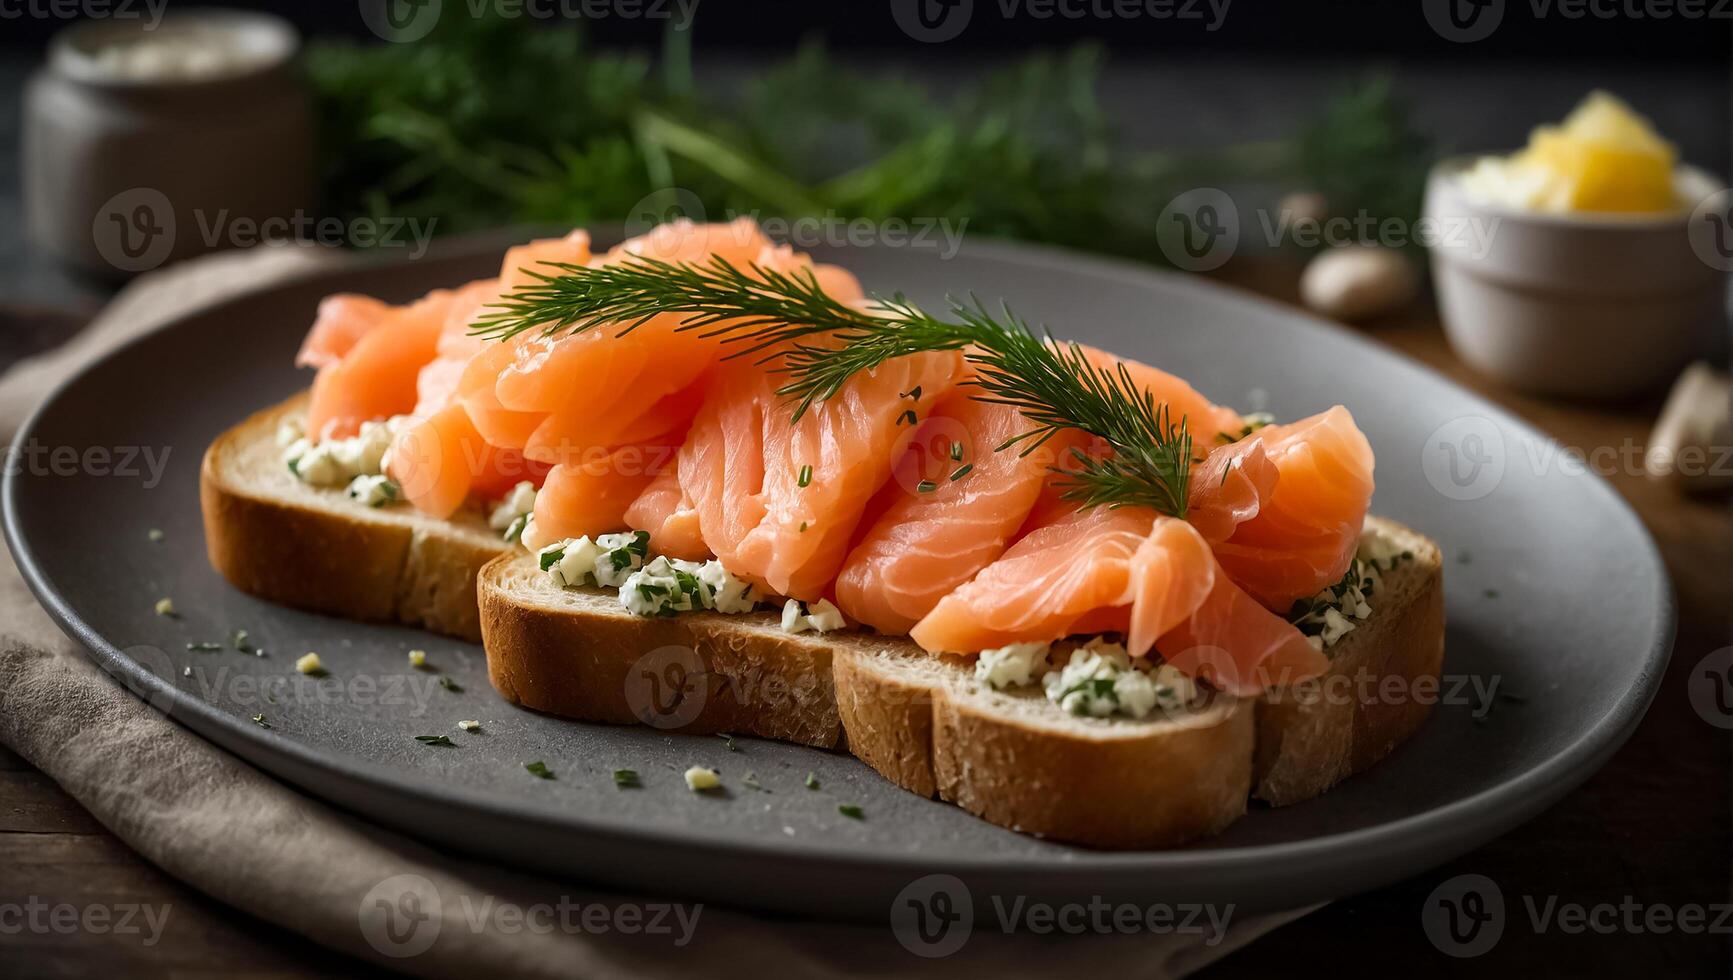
[477, 516, 1443, 847]
[200, 393, 511, 642]
[203, 398, 1444, 846]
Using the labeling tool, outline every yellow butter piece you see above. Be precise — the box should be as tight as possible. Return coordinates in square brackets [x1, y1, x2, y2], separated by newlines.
[1464, 91, 1682, 214]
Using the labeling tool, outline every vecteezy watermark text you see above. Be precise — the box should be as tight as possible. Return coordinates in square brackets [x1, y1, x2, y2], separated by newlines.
[892, 0, 1231, 42]
[0, 898, 172, 946]
[0, 0, 166, 27]
[4, 441, 172, 489]
[357, 874, 700, 958]
[890, 874, 1233, 957]
[1424, 874, 1733, 957]
[93, 187, 437, 273]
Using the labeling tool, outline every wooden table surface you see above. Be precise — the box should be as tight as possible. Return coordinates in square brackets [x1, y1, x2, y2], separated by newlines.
[0, 261, 1727, 977]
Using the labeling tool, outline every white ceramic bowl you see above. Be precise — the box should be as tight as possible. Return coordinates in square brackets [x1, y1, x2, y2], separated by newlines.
[1423, 156, 1725, 399]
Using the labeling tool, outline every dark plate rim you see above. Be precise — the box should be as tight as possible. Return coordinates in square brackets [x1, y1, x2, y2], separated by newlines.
[2, 234, 1676, 883]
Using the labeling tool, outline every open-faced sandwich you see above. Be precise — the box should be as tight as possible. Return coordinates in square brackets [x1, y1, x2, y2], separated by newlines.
[202, 220, 1443, 847]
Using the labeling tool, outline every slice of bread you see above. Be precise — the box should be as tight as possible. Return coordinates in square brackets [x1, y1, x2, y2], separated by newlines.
[477, 516, 1444, 847]
[200, 394, 511, 642]
[203, 397, 1445, 846]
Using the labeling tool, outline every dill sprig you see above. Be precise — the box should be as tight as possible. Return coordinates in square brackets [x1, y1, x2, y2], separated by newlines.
[471, 256, 1192, 517]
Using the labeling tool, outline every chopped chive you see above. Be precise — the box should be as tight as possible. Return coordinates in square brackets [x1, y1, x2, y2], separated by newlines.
[798, 521, 808, 532]
[804, 772, 820, 790]
[901, 385, 923, 401]
[524, 761, 554, 779]
[438, 676, 463, 693]
[949, 464, 972, 482]
[613, 768, 640, 787]
[916, 480, 937, 493]
[415, 735, 455, 747]
[950, 441, 964, 461]
[838, 804, 864, 820]
[250, 713, 270, 729]
[231, 629, 252, 653]
[186, 642, 222, 652]
[743, 771, 767, 792]
[897, 409, 918, 427]
[717, 732, 738, 751]
[797, 464, 812, 488]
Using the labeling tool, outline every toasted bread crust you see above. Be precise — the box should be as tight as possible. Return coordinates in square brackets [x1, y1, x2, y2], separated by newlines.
[1252, 517, 1446, 804]
[200, 394, 507, 642]
[478, 560, 843, 748]
[928, 691, 1254, 847]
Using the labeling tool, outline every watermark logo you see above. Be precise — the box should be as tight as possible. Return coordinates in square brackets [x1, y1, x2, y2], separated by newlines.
[1422, 415, 1506, 501]
[1688, 189, 1733, 272]
[888, 875, 1233, 954]
[116, 644, 181, 717]
[624, 187, 709, 251]
[359, 874, 443, 958]
[623, 644, 709, 729]
[91, 188, 435, 273]
[1687, 647, 1733, 729]
[891, 874, 974, 957]
[93, 187, 175, 273]
[1423, 874, 1506, 957]
[1156, 188, 1239, 272]
[359, 0, 444, 43]
[1422, 0, 1505, 41]
[892, 0, 974, 41]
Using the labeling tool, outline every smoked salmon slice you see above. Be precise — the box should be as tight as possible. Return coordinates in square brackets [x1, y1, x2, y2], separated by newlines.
[304, 288, 454, 440]
[530, 435, 682, 541]
[833, 389, 1077, 634]
[909, 507, 1216, 655]
[1206, 406, 1375, 610]
[677, 348, 966, 600]
[1155, 566, 1328, 696]
[296, 294, 391, 369]
[624, 465, 709, 561]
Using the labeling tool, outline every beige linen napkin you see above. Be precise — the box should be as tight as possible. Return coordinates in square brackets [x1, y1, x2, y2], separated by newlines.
[0, 245, 1311, 978]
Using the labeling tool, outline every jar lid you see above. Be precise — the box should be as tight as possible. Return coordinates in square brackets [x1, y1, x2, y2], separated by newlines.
[49, 8, 299, 89]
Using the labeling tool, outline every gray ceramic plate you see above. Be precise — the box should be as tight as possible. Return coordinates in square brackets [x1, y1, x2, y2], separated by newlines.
[4, 233, 1673, 922]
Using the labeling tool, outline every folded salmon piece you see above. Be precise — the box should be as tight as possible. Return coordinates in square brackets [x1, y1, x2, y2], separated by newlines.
[1203, 406, 1375, 611]
[832, 387, 1079, 634]
[907, 506, 1201, 653]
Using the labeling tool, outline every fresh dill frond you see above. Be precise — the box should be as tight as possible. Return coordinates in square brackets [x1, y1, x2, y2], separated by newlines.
[473, 257, 1193, 516]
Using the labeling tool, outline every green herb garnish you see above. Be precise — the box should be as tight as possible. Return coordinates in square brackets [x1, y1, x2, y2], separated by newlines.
[251, 713, 270, 729]
[474, 258, 1196, 516]
[804, 772, 820, 790]
[439, 676, 463, 693]
[949, 464, 972, 482]
[838, 804, 864, 820]
[797, 464, 812, 488]
[916, 480, 937, 493]
[613, 768, 640, 787]
[717, 732, 738, 752]
[524, 761, 554, 779]
[415, 735, 455, 747]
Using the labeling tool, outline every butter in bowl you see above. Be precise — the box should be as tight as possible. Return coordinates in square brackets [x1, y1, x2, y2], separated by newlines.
[1423, 92, 1725, 400]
